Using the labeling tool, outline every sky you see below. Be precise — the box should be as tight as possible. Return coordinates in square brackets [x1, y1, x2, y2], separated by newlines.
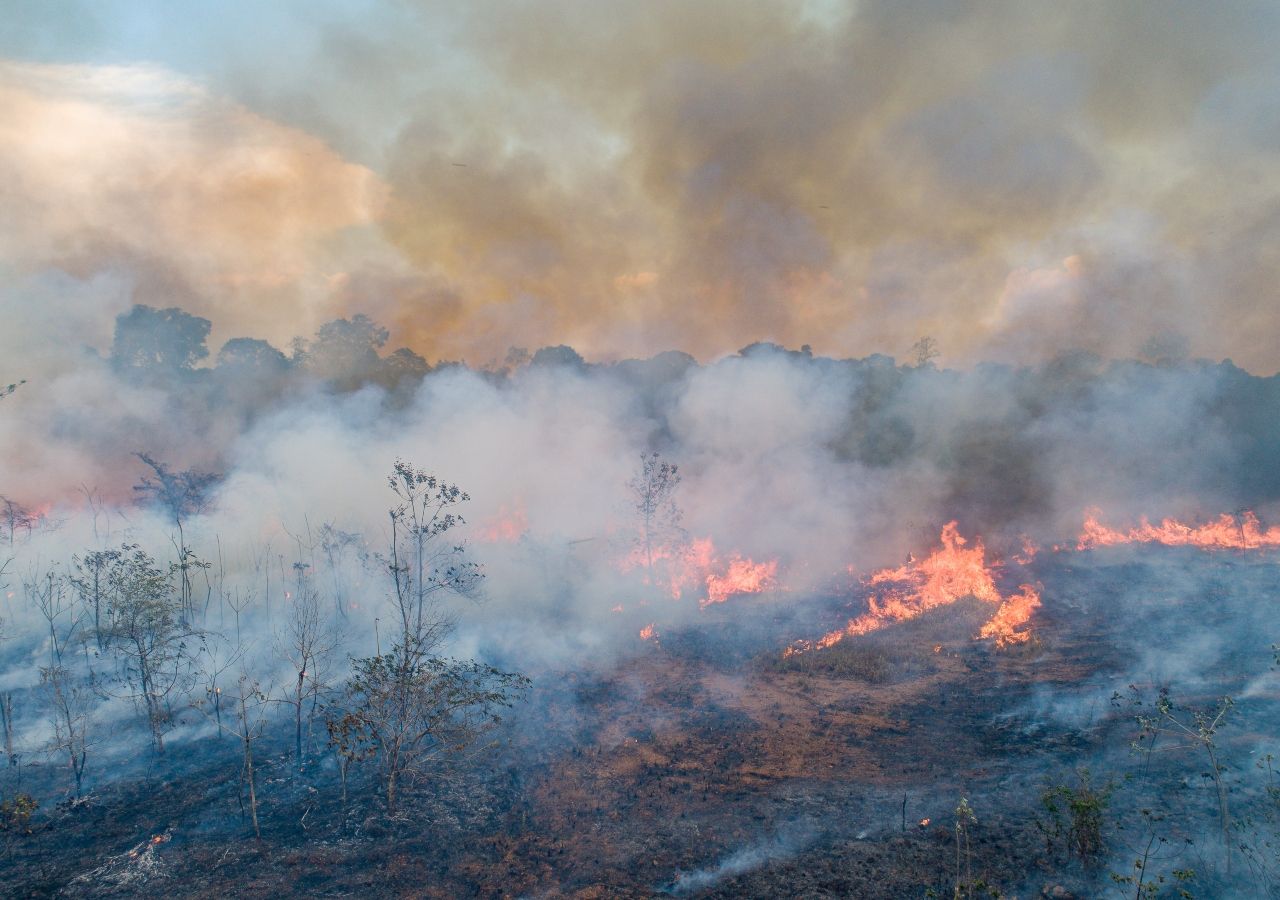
[3, 1, 1280, 372]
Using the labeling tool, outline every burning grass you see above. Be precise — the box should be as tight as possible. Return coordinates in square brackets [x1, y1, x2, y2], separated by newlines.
[5, 551, 1279, 898]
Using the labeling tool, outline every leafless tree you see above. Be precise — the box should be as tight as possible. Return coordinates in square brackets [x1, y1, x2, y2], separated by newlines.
[911, 335, 940, 368]
[383, 459, 481, 654]
[196, 633, 245, 740]
[627, 452, 684, 577]
[319, 522, 361, 618]
[276, 562, 338, 769]
[133, 453, 218, 624]
[196, 672, 272, 839]
[0, 562, 13, 769]
[28, 566, 94, 795]
[0, 498, 35, 548]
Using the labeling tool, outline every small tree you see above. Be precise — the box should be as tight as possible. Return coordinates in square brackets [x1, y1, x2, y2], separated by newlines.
[104, 546, 200, 752]
[911, 336, 940, 368]
[954, 797, 977, 899]
[0, 498, 35, 547]
[196, 673, 272, 839]
[70, 548, 122, 651]
[133, 453, 218, 624]
[0, 693, 13, 769]
[319, 523, 360, 618]
[1037, 769, 1113, 865]
[627, 452, 684, 577]
[1131, 687, 1235, 869]
[29, 567, 93, 795]
[328, 460, 527, 815]
[276, 562, 338, 769]
[332, 646, 528, 815]
[383, 459, 480, 653]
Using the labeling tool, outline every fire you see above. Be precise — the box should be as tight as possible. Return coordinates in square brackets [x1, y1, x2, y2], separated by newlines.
[786, 522, 1040, 655]
[639, 623, 657, 641]
[976, 584, 1040, 646]
[475, 502, 528, 543]
[920, 818, 931, 827]
[619, 537, 779, 606]
[703, 555, 779, 607]
[1077, 507, 1280, 551]
[1012, 537, 1038, 565]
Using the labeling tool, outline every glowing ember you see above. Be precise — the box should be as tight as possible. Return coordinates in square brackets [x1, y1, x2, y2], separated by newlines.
[639, 623, 658, 641]
[786, 522, 1040, 655]
[1077, 507, 1280, 551]
[920, 818, 931, 827]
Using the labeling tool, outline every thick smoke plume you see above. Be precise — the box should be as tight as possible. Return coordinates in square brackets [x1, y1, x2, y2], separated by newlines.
[4, 3, 1280, 370]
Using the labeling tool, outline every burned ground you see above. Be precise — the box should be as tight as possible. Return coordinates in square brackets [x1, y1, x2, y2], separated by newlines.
[4, 548, 1277, 898]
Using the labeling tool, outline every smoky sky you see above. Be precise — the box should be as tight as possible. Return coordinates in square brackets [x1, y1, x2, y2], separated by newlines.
[2, 1, 1280, 371]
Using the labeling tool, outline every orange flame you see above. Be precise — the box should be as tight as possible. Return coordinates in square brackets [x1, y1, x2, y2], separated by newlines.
[639, 623, 657, 641]
[619, 536, 779, 606]
[1012, 537, 1038, 565]
[1077, 507, 1280, 551]
[703, 555, 779, 607]
[787, 522, 1040, 655]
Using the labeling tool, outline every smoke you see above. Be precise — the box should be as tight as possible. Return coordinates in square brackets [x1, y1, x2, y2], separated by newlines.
[4, 4, 1280, 370]
[664, 821, 818, 895]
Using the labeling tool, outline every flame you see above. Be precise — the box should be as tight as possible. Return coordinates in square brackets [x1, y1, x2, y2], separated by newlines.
[787, 522, 1040, 655]
[703, 555, 779, 607]
[1012, 537, 1038, 565]
[639, 623, 657, 641]
[920, 818, 931, 827]
[976, 584, 1040, 646]
[619, 536, 778, 605]
[1077, 507, 1280, 551]
[475, 502, 528, 543]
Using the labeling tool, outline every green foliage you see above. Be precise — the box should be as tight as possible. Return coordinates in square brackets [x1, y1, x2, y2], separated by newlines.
[110, 305, 211, 371]
[103, 545, 201, 751]
[950, 797, 1003, 898]
[0, 793, 37, 835]
[1036, 768, 1113, 864]
[1108, 810, 1196, 899]
[1125, 685, 1234, 866]
[328, 640, 530, 815]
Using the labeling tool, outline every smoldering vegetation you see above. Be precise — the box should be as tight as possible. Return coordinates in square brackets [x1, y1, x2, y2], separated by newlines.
[1, 305, 1280, 896]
